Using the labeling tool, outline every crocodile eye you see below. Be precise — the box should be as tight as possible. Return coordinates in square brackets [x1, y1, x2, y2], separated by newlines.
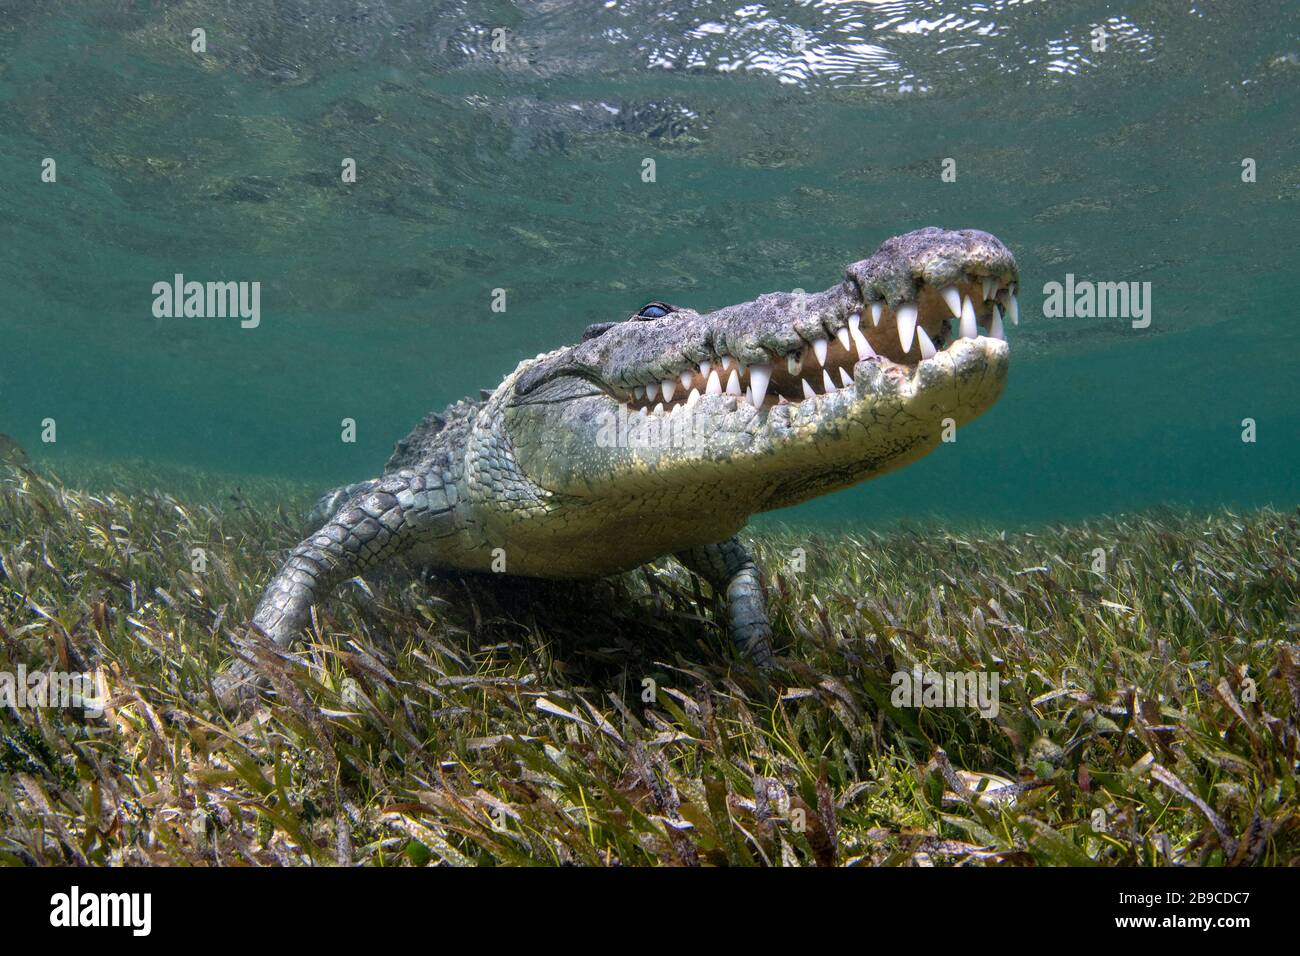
[584, 302, 680, 340]
[635, 301, 676, 319]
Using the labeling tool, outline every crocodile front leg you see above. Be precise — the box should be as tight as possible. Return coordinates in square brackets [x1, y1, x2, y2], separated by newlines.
[676, 535, 776, 667]
[306, 479, 380, 528]
[214, 471, 453, 707]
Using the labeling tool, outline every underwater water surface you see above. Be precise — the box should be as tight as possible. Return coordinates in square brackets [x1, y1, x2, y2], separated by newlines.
[1, 0, 1297, 527]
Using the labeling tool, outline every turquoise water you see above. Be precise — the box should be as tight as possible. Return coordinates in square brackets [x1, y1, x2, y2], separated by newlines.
[1, 1, 1297, 527]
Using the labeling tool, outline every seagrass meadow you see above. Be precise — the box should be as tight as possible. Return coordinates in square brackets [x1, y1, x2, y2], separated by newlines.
[1, 460, 1297, 867]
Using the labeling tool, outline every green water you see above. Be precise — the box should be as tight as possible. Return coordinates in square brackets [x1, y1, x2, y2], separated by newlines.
[1, 1, 1297, 527]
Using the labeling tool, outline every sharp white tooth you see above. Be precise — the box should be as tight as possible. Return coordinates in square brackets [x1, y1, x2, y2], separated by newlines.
[960, 295, 978, 339]
[787, 351, 803, 375]
[680, 370, 694, 390]
[917, 326, 937, 359]
[699, 359, 712, 377]
[720, 355, 734, 371]
[1007, 292, 1019, 326]
[940, 285, 962, 317]
[811, 337, 829, 366]
[870, 302, 883, 326]
[725, 368, 742, 395]
[848, 311, 861, 333]
[653, 402, 664, 414]
[661, 378, 676, 402]
[646, 380, 659, 401]
[749, 363, 772, 407]
[705, 369, 723, 395]
[638, 406, 648, 420]
[990, 305, 1006, 341]
[633, 386, 645, 401]
[821, 368, 837, 392]
[982, 277, 997, 301]
[686, 388, 701, 409]
[836, 326, 852, 352]
[838, 367, 853, 388]
[801, 378, 816, 400]
[850, 326, 872, 357]
[777, 395, 789, 405]
[896, 303, 918, 353]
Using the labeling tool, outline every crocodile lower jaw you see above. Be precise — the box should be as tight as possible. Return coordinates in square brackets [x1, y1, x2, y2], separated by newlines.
[612, 334, 1007, 450]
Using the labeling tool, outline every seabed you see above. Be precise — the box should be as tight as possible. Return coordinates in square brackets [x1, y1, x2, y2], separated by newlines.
[1, 459, 1297, 866]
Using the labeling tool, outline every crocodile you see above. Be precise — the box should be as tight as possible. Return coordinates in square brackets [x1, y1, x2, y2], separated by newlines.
[217, 227, 1020, 704]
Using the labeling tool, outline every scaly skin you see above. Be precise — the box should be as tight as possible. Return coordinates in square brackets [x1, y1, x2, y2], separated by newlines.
[217, 227, 1020, 705]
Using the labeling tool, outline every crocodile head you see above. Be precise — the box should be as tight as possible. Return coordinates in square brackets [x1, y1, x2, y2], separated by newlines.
[490, 227, 1019, 570]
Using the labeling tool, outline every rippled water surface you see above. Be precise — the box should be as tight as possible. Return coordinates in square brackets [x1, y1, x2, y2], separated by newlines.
[2, 1, 1298, 525]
